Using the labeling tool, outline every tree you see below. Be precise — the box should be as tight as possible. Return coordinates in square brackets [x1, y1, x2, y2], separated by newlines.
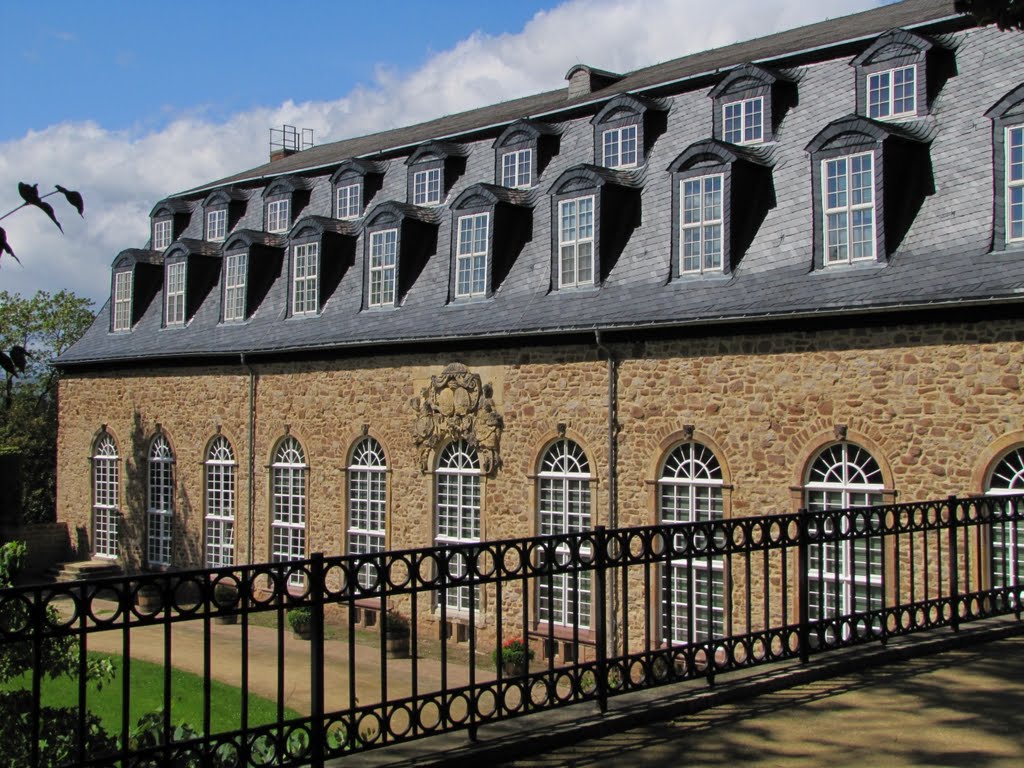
[0, 290, 95, 523]
[955, 0, 1024, 30]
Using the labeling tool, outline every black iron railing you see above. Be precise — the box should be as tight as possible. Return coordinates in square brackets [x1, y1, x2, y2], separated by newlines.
[1, 493, 1022, 767]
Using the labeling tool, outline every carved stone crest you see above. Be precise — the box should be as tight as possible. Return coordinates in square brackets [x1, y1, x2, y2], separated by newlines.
[412, 362, 503, 475]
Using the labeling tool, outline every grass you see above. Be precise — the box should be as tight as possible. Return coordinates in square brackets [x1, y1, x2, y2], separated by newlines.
[1, 652, 299, 736]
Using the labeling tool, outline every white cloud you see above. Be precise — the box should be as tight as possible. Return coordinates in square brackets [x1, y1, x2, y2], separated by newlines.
[0, 0, 875, 305]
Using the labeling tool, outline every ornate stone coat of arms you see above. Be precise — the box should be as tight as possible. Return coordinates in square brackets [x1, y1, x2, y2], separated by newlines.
[412, 363, 503, 475]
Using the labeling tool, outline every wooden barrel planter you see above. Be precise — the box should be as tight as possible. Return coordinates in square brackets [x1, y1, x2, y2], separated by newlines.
[384, 630, 410, 659]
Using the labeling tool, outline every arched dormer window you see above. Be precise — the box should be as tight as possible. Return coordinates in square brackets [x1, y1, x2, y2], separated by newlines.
[109, 249, 163, 332]
[262, 176, 310, 234]
[362, 201, 439, 309]
[149, 199, 192, 251]
[448, 184, 532, 301]
[160, 239, 222, 327]
[667, 139, 773, 278]
[590, 93, 667, 169]
[709, 64, 796, 146]
[986, 84, 1024, 251]
[405, 141, 468, 207]
[547, 165, 642, 290]
[806, 115, 932, 269]
[330, 159, 385, 220]
[492, 119, 559, 189]
[220, 230, 286, 323]
[851, 28, 953, 122]
[285, 216, 357, 316]
[202, 187, 248, 242]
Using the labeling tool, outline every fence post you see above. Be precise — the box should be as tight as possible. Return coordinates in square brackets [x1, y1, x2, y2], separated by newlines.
[309, 553, 326, 767]
[797, 508, 810, 664]
[593, 525, 608, 714]
[948, 496, 960, 633]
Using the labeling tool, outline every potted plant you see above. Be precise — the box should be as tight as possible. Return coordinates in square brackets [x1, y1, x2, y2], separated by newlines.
[135, 581, 163, 613]
[287, 607, 313, 640]
[213, 582, 240, 625]
[493, 637, 534, 676]
[383, 609, 410, 658]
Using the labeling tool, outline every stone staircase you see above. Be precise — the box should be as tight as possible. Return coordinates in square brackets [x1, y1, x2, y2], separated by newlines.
[47, 559, 124, 583]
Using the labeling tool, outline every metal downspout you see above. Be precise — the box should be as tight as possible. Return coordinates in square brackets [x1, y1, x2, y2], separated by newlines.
[595, 330, 619, 655]
[241, 353, 257, 565]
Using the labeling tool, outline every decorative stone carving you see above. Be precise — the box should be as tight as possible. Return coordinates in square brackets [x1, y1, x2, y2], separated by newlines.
[412, 363, 504, 474]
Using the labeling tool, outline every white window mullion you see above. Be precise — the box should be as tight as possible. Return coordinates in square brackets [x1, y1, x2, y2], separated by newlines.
[558, 196, 595, 288]
[823, 153, 875, 265]
[456, 213, 489, 298]
[680, 174, 723, 274]
[113, 271, 133, 331]
[369, 229, 398, 307]
[1007, 126, 1024, 243]
[292, 242, 320, 315]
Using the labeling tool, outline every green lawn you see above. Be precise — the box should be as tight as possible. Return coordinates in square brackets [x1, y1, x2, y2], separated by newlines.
[2, 652, 299, 735]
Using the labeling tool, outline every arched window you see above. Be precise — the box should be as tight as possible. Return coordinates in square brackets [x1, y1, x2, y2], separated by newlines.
[348, 437, 387, 588]
[147, 435, 174, 567]
[538, 438, 592, 628]
[205, 436, 236, 569]
[659, 441, 725, 643]
[271, 437, 307, 586]
[804, 442, 885, 622]
[92, 433, 119, 559]
[435, 440, 480, 612]
[985, 446, 1024, 589]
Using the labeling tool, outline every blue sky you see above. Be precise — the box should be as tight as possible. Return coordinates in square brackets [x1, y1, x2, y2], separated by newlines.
[0, 0, 883, 305]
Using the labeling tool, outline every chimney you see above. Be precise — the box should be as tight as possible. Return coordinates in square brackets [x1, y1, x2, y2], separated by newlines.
[565, 65, 623, 99]
[269, 125, 313, 163]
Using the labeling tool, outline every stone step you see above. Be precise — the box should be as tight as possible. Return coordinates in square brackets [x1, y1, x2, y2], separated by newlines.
[47, 559, 123, 583]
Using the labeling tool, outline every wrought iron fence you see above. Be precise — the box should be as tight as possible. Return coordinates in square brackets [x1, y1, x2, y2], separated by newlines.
[1, 493, 1022, 767]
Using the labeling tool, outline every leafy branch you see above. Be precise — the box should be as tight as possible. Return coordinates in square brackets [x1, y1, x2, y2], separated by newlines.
[0, 182, 84, 266]
[955, 0, 1024, 31]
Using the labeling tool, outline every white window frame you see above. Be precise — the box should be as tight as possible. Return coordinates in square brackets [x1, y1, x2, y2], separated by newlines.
[558, 195, 596, 289]
[348, 437, 387, 589]
[823, 153, 876, 265]
[1007, 126, 1024, 244]
[501, 148, 532, 189]
[435, 440, 481, 613]
[271, 437, 307, 587]
[147, 435, 174, 567]
[223, 252, 248, 322]
[537, 439, 593, 629]
[986, 447, 1024, 589]
[336, 183, 362, 219]
[368, 229, 398, 308]
[413, 167, 442, 205]
[659, 442, 725, 644]
[805, 442, 885, 632]
[266, 198, 291, 233]
[153, 219, 172, 250]
[165, 261, 186, 326]
[206, 208, 227, 242]
[113, 271, 133, 332]
[602, 124, 638, 169]
[722, 96, 764, 145]
[205, 436, 236, 569]
[867, 65, 916, 120]
[292, 242, 320, 315]
[92, 434, 119, 560]
[455, 213, 489, 299]
[680, 174, 724, 275]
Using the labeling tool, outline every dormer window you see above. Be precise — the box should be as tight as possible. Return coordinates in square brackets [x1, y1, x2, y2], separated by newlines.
[456, 213, 488, 298]
[336, 184, 361, 219]
[219, 231, 287, 323]
[493, 119, 559, 190]
[285, 217, 356, 317]
[153, 219, 173, 250]
[806, 115, 933, 269]
[149, 199, 191, 251]
[558, 196, 595, 287]
[202, 187, 247, 243]
[291, 242, 319, 315]
[680, 175, 723, 273]
[986, 84, 1024, 251]
[405, 142, 467, 207]
[165, 261, 187, 325]
[266, 199, 291, 233]
[368, 229, 398, 307]
[206, 209, 227, 242]
[852, 29, 953, 121]
[113, 271, 133, 331]
[362, 201, 439, 310]
[710, 64, 796, 146]
[330, 159, 384, 221]
[591, 94, 667, 169]
[223, 252, 247, 322]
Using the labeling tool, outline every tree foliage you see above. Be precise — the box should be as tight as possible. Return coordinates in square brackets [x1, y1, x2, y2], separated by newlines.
[955, 0, 1024, 30]
[0, 290, 94, 523]
[0, 181, 84, 267]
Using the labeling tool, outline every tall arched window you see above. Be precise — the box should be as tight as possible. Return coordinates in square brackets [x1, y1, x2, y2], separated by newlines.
[435, 440, 480, 611]
[348, 436, 387, 588]
[538, 438, 592, 628]
[205, 436, 236, 569]
[985, 446, 1024, 589]
[92, 432, 119, 559]
[271, 437, 307, 586]
[659, 441, 725, 643]
[147, 435, 174, 567]
[805, 442, 885, 622]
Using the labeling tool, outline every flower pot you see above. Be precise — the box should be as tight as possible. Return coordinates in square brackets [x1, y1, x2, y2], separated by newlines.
[385, 631, 409, 658]
[136, 586, 163, 613]
[501, 660, 526, 677]
[292, 625, 312, 640]
[214, 613, 238, 625]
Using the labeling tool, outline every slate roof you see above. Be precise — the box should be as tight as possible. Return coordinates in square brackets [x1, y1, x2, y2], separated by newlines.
[58, 0, 1024, 368]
